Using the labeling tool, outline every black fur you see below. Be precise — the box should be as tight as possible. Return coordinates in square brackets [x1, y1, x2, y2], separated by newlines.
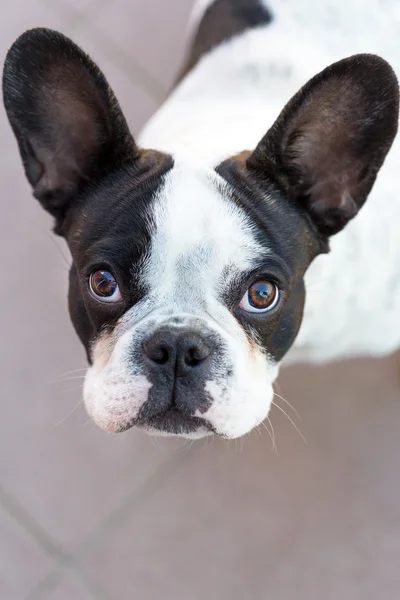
[247, 54, 399, 236]
[179, 0, 272, 82]
[2, 28, 138, 233]
[67, 155, 173, 357]
[217, 154, 313, 362]
[3, 28, 175, 361]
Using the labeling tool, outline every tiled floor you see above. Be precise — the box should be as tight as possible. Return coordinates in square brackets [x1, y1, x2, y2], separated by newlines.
[1, 1, 399, 598]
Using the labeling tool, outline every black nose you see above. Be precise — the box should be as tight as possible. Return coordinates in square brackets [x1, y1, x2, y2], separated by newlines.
[142, 329, 212, 377]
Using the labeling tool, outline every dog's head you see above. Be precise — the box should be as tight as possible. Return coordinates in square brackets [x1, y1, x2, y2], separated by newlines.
[3, 29, 398, 438]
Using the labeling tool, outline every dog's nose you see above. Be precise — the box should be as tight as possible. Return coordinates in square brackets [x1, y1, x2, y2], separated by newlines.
[142, 329, 212, 377]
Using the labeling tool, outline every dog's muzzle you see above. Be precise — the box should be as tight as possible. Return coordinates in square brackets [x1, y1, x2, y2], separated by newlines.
[136, 326, 220, 435]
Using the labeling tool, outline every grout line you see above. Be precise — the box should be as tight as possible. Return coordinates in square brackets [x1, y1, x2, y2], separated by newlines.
[77, 440, 199, 557]
[0, 485, 68, 561]
[25, 568, 109, 600]
[25, 568, 108, 600]
[24, 570, 62, 600]
[0, 485, 108, 600]
[21, 442, 200, 599]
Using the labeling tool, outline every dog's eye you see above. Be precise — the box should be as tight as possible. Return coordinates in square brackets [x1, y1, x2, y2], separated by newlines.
[239, 280, 280, 313]
[89, 270, 122, 302]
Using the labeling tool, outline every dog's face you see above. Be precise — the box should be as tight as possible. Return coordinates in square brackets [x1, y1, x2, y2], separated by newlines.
[68, 157, 312, 438]
[3, 30, 398, 438]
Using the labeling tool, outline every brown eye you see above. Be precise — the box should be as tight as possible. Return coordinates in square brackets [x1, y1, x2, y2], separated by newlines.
[239, 280, 280, 313]
[89, 270, 122, 302]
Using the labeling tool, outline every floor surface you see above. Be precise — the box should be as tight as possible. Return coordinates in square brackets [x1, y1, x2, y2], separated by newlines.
[1, 1, 399, 598]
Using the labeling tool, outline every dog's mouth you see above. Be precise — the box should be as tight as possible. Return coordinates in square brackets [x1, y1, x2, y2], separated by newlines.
[137, 407, 215, 436]
[110, 408, 215, 437]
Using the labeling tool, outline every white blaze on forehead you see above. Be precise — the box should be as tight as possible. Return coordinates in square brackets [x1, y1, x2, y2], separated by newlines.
[144, 159, 261, 307]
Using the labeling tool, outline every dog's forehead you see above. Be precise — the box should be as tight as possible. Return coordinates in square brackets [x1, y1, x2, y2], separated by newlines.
[144, 160, 261, 291]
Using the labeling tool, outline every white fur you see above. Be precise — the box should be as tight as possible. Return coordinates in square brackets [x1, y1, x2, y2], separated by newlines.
[145, 160, 261, 295]
[85, 162, 278, 438]
[140, 0, 400, 364]
[84, 329, 153, 432]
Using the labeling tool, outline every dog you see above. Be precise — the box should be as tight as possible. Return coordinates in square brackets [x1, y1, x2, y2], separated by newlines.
[3, 0, 400, 439]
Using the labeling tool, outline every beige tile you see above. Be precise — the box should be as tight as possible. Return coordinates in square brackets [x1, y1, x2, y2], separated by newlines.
[83, 356, 400, 600]
[0, 0, 72, 55]
[68, 27, 160, 134]
[45, 573, 95, 600]
[91, 0, 196, 94]
[1, 1, 159, 133]
[51, 0, 106, 15]
[0, 505, 52, 600]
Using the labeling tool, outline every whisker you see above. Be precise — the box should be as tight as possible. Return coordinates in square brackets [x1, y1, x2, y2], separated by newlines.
[53, 398, 84, 428]
[54, 384, 84, 398]
[262, 417, 278, 455]
[255, 424, 263, 440]
[271, 401, 307, 445]
[49, 368, 87, 383]
[85, 420, 97, 433]
[149, 435, 161, 450]
[45, 230, 71, 269]
[273, 390, 300, 420]
[266, 415, 278, 455]
[48, 375, 87, 385]
[178, 438, 198, 457]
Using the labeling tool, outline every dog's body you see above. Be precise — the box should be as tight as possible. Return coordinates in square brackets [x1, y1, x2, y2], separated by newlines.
[142, 0, 400, 364]
[3, 0, 400, 438]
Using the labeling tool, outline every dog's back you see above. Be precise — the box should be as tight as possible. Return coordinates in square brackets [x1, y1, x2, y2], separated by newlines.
[181, 0, 272, 81]
[141, 0, 400, 160]
[140, 0, 400, 362]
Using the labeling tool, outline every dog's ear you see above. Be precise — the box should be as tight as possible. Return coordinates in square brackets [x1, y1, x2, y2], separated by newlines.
[247, 54, 399, 236]
[3, 28, 138, 232]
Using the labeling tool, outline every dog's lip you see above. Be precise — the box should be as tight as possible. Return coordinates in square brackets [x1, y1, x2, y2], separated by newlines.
[111, 403, 217, 436]
[136, 407, 216, 435]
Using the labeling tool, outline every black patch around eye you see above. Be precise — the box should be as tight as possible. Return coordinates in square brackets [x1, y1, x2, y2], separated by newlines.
[215, 156, 315, 363]
[221, 257, 292, 311]
[235, 279, 306, 362]
[267, 279, 306, 361]
[67, 153, 174, 352]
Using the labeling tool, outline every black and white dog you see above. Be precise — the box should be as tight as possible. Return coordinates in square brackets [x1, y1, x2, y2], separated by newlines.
[3, 0, 400, 439]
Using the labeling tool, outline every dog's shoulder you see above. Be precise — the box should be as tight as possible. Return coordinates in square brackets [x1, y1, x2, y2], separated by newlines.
[178, 0, 272, 83]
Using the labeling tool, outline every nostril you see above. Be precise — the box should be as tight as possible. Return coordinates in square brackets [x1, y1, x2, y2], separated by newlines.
[152, 344, 170, 365]
[184, 342, 211, 368]
[142, 337, 172, 365]
[143, 330, 212, 373]
[185, 346, 202, 367]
